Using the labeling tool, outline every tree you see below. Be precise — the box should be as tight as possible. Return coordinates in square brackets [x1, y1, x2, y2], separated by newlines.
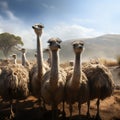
[0, 32, 24, 58]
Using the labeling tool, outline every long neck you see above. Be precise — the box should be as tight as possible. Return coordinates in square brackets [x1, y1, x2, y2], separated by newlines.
[72, 52, 82, 84]
[48, 50, 52, 67]
[37, 35, 43, 80]
[50, 50, 59, 86]
[14, 58, 17, 64]
[22, 53, 26, 66]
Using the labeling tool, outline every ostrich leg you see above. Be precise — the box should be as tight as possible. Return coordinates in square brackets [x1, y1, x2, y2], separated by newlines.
[87, 100, 90, 117]
[9, 100, 15, 120]
[78, 102, 81, 116]
[69, 103, 73, 120]
[95, 98, 101, 120]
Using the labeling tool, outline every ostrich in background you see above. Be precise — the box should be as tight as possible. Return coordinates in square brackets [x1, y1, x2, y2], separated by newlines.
[65, 41, 89, 119]
[29, 24, 49, 107]
[43, 48, 51, 67]
[0, 54, 17, 66]
[83, 62, 114, 119]
[11, 54, 17, 64]
[20, 48, 30, 67]
[41, 38, 67, 119]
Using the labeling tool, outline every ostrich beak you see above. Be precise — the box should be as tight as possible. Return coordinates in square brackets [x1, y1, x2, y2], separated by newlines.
[32, 26, 35, 29]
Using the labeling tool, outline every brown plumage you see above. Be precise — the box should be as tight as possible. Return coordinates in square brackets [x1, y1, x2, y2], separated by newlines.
[0, 64, 29, 118]
[83, 62, 114, 119]
[29, 62, 49, 97]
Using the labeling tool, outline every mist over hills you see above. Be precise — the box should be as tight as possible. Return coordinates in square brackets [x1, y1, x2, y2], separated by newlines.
[59, 34, 120, 61]
[1, 34, 119, 62]
[22, 34, 120, 62]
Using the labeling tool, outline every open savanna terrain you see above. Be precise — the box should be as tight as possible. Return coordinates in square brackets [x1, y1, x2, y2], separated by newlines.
[0, 63, 120, 120]
[0, 34, 120, 120]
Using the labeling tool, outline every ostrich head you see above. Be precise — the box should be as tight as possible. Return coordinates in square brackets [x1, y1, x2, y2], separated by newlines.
[32, 24, 44, 36]
[12, 54, 17, 59]
[72, 41, 84, 53]
[21, 48, 26, 54]
[43, 48, 50, 53]
[34, 53, 37, 58]
[48, 38, 62, 51]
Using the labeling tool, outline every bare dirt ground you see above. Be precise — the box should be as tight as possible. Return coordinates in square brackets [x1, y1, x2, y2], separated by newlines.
[0, 90, 120, 120]
[0, 66, 120, 120]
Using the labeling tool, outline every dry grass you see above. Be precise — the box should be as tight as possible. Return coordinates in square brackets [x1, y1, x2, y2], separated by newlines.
[60, 58, 118, 69]
[88, 57, 118, 67]
[60, 61, 73, 68]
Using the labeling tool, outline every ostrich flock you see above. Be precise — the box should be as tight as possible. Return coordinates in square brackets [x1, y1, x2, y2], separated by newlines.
[0, 24, 114, 120]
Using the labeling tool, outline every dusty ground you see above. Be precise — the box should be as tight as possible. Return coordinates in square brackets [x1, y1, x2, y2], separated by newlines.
[0, 90, 120, 120]
[0, 66, 120, 120]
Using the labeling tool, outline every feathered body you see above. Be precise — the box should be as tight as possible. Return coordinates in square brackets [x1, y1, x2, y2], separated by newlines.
[0, 64, 29, 100]
[42, 68, 66, 106]
[82, 62, 114, 118]
[65, 69, 88, 104]
[29, 63, 49, 97]
[83, 63, 114, 100]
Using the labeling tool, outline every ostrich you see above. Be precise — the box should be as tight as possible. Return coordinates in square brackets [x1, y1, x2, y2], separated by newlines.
[83, 62, 114, 119]
[65, 41, 89, 119]
[11, 54, 17, 64]
[0, 64, 29, 119]
[29, 24, 49, 106]
[43, 48, 51, 67]
[0, 54, 17, 66]
[20, 48, 29, 67]
[41, 38, 67, 119]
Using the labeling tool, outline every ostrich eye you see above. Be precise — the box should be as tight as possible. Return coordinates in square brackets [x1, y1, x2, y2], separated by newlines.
[73, 44, 77, 47]
[57, 41, 60, 45]
[80, 43, 84, 46]
[38, 25, 43, 28]
[50, 42, 52, 45]
[48, 42, 52, 46]
[79, 41, 84, 46]
[47, 40, 51, 43]
[56, 42, 61, 47]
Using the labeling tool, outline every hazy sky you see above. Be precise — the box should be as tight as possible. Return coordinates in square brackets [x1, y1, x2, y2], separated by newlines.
[0, 0, 120, 48]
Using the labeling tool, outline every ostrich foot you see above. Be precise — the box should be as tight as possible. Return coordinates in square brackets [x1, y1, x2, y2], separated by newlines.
[9, 111, 15, 120]
[95, 113, 102, 120]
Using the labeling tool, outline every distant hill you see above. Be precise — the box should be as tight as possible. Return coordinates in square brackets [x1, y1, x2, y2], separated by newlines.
[59, 34, 120, 61]
[0, 34, 119, 62]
